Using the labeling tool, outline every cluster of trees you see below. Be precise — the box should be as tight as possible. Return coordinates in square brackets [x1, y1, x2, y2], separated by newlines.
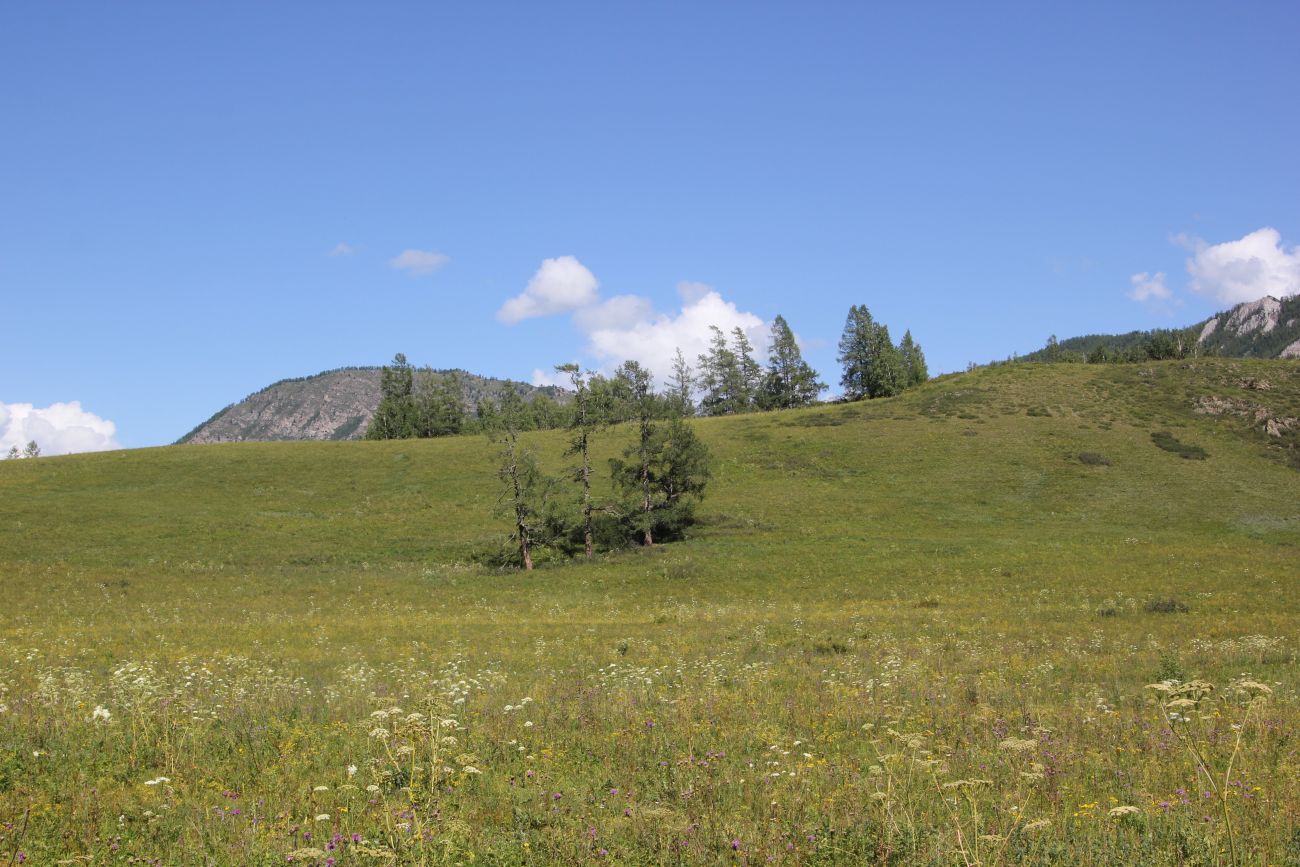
[691, 316, 826, 415]
[837, 305, 929, 399]
[3, 441, 40, 460]
[493, 360, 711, 571]
[367, 307, 928, 447]
[1032, 328, 1202, 365]
[365, 354, 566, 440]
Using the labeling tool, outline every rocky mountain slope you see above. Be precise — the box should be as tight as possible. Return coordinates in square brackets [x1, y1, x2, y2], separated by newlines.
[1025, 294, 1300, 361]
[1196, 295, 1300, 358]
[178, 367, 566, 444]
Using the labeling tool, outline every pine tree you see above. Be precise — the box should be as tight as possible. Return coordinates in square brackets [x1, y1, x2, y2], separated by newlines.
[697, 326, 744, 416]
[493, 389, 551, 571]
[760, 314, 825, 409]
[415, 371, 466, 437]
[864, 322, 905, 398]
[366, 353, 419, 439]
[556, 363, 610, 560]
[611, 415, 710, 546]
[669, 348, 695, 417]
[897, 330, 929, 389]
[730, 326, 762, 411]
[837, 305, 876, 400]
[612, 360, 657, 545]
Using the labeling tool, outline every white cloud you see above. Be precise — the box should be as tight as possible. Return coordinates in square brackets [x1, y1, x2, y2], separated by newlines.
[327, 242, 355, 257]
[498, 256, 600, 323]
[583, 282, 767, 384]
[573, 294, 655, 332]
[1128, 271, 1173, 303]
[1181, 227, 1300, 304]
[389, 249, 450, 275]
[530, 367, 568, 388]
[0, 401, 120, 457]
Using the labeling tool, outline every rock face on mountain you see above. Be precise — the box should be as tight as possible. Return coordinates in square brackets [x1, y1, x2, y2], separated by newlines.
[1196, 295, 1300, 358]
[1027, 295, 1300, 363]
[178, 367, 566, 444]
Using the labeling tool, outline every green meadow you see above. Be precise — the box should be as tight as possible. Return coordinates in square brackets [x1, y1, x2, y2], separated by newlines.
[2, 359, 1298, 865]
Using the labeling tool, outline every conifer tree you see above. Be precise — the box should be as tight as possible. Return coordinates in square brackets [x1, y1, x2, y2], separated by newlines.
[760, 314, 825, 409]
[864, 321, 905, 398]
[669, 348, 695, 417]
[610, 407, 710, 546]
[556, 363, 610, 560]
[366, 353, 419, 439]
[415, 370, 466, 437]
[837, 305, 876, 400]
[612, 360, 657, 545]
[898, 330, 929, 389]
[731, 326, 762, 410]
[492, 389, 550, 571]
[697, 326, 744, 416]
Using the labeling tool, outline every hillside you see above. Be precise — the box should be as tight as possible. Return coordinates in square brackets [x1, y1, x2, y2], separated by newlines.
[1021, 294, 1300, 361]
[2, 359, 1299, 864]
[177, 366, 569, 444]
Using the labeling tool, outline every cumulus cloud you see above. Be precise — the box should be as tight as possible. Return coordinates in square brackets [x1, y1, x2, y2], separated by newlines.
[389, 249, 450, 275]
[1180, 227, 1300, 304]
[498, 256, 600, 323]
[530, 367, 569, 388]
[327, 242, 355, 257]
[0, 401, 121, 457]
[499, 258, 770, 386]
[1128, 271, 1173, 303]
[573, 294, 655, 332]
[583, 282, 767, 384]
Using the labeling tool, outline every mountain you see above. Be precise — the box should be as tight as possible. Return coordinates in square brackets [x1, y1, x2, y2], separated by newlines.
[1197, 295, 1300, 358]
[1020, 294, 1300, 362]
[177, 366, 569, 444]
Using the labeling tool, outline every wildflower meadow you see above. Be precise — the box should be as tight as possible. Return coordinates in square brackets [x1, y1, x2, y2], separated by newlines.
[2, 360, 1298, 864]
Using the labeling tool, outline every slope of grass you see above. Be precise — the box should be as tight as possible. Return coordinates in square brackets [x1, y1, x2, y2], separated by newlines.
[1, 359, 1298, 865]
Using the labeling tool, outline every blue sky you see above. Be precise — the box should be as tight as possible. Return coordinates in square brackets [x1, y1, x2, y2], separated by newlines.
[2, 1, 1298, 451]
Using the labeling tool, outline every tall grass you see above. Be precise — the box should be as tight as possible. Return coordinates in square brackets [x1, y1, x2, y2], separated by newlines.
[1, 359, 1298, 864]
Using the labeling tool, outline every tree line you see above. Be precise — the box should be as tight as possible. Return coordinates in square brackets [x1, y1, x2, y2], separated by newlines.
[1018, 327, 1204, 366]
[3, 441, 41, 460]
[364, 307, 928, 444]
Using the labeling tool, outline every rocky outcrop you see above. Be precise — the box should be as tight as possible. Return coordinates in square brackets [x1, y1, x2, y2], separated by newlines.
[1195, 295, 1300, 359]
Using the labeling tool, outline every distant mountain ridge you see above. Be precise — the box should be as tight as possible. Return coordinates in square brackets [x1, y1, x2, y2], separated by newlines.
[1020, 295, 1300, 362]
[178, 367, 568, 444]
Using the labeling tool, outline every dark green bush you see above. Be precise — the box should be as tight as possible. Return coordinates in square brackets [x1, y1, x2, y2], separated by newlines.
[1151, 431, 1208, 460]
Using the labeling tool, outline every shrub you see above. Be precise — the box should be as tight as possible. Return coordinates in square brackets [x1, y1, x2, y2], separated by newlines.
[1151, 431, 1208, 460]
[1145, 597, 1189, 614]
[1078, 452, 1112, 466]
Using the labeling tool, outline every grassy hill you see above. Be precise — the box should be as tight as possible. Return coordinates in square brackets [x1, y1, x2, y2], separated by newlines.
[2, 359, 1299, 864]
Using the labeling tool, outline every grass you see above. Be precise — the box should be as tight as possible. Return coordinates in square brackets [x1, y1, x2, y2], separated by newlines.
[1, 359, 1299, 865]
